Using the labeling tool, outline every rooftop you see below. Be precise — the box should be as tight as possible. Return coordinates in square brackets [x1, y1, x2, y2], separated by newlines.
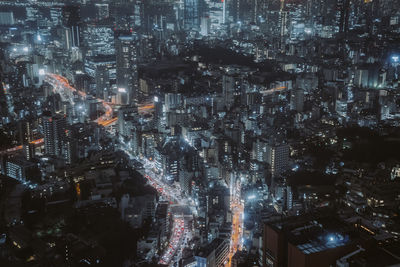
[268, 213, 355, 254]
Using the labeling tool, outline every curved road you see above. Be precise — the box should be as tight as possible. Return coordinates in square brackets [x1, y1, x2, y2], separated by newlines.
[44, 73, 115, 126]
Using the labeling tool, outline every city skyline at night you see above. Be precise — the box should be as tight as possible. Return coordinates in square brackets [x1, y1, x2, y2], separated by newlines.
[0, 0, 400, 267]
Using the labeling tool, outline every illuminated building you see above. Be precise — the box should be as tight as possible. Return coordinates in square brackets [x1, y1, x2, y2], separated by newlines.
[117, 106, 138, 139]
[155, 201, 170, 242]
[23, 143, 36, 161]
[42, 112, 67, 157]
[115, 35, 138, 105]
[95, 3, 109, 20]
[83, 23, 115, 56]
[62, 5, 81, 47]
[184, 0, 200, 30]
[200, 16, 211, 36]
[95, 65, 110, 100]
[254, 140, 289, 180]
[290, 89, 304, 112]
[5, 158, 36, 182]
[263, 215, 366, 267]
[0, 12, 14, 25]
[195, 238, 229, 267]
[85, 55, 116, 80]
[338, 0, 351, 33]
[222, 75, 236, 110]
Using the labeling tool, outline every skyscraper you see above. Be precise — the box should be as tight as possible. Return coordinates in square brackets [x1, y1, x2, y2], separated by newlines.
[200, 16, 210, 36]
[222, 75, 235, 110]
[338, 0, 351, 33]
[115, 35, 138, 105]
[42, 112, 67, 157]
[95, 65, 110, 100]
[184, 0, 199, 30]
[290, 89, 304, 112]
[0, 12, 14, 25]
[266, 143, 289, 179]
[62, 5, 81, 47]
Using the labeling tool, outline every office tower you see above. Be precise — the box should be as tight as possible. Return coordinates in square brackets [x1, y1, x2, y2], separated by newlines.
[266, 143, 289, 179]
[62, 5, 81, 47]
[115, 35, 138, 105]
[61, 27, 72, 51]
[263, 216, 361, 267]
[75, 74, 91, 94]
[95, 3, 109, 20]
[194, 238, 230, 267]
[338, 0, 351, 33]
[184, 0, 199, 30]
[155, 201, 170, 241]
[63, 137, 78, 165]
[290, 89, 304, 112]
[279, 0, 288, 50]
[117, 105, 138, 139]
[285, 185, 293, 210]
[222, 0, 226, 24]
[0, 12, 15, 25]
[18, 120, 32, 145]
[42, 112, 67, 157]
[50, 7, 62, 26]
[5, 158, 35, 182]
[133, 0, 143, 27]
[165, 93, 183, 112]
[86, 97, 99, 121]
[222, 75, 235, 110]
[83, 23, 115, 56]
[23, 143, 36, 161]
[228, 0, 237, 22]
[95, 65, 110, 100]
[200, 16, 210, 36]
[179, 169, 193, 196]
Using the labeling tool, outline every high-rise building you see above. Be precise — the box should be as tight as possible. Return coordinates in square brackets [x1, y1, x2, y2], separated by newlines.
[23, 143, 36, 161]
[263, 216, 366, 267]
[338, 0, 351, 33]
[95, 65, 110, 100]
[5, 158, 36, 182]
[42, 113, 67, 157]
[279, 1, 288, 51]
[200, 16, 211, 36]
[117, 105, 138, 139]
[95, 3, 109, 20]
[266, 143, 289, 179]
[0, 12, 15, 25]
[83, 23, 115, 56]
[50, 7, 62, 26]
[18, 120, 33, 145]
[60, 27, 73, 51]
[184, 0, 200, 30]
[285, 185, 293, 210]
[63, 137, 78, 165]
[179, 169, 193, 195]
[86, 97, 99, 121]
[222, 75, 236, 110]
[195, 238, 230, 267]
[62, 5, 81, 47]
[155, 201, 170, 241]
[115, 35, 138, 105]
[290, 89, 304, 112]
